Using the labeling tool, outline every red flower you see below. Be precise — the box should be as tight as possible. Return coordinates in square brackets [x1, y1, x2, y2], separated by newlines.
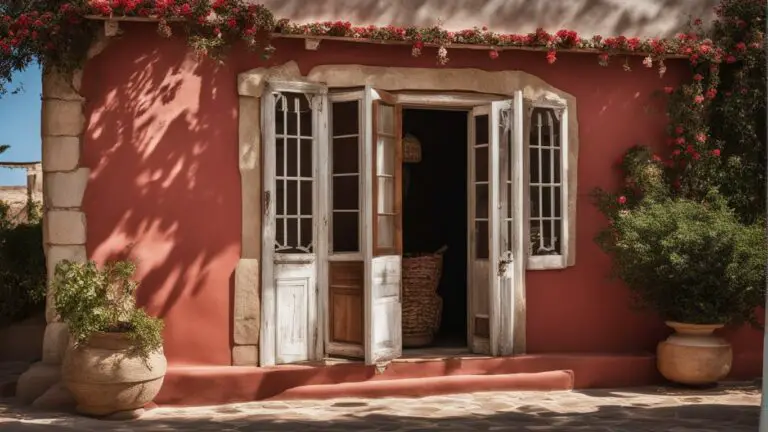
[675, 137, 685, 145]
[735, 42, 747, 52]
[672, 149, 681, 156]
[706, 89, 717, 99]
[693, 73, 703, 81]
[726, 55, 737, 63]
[663, 86, 674, 94]
[674, 125, 684, 135]
[617, 196, 627, 205]
[692, 152, 701, 160]
[696, 133, 706, 143]
[227, 18, 237, 29]
[414, 41, 424, 50]
[546, 50, 557, 64]
[694, 95, 705, 103]
[711, 149, 721, 157]
[489, 50, 499, 60]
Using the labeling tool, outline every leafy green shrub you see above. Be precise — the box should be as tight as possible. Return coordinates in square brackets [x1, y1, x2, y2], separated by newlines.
[595, 192, 766, 325]
[53, 260, 164, 360]
[0, 200, 45, 325]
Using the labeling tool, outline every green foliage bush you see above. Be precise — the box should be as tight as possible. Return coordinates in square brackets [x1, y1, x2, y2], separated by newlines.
[53, 259, 164, 360]
[597, 193, 766, 325]
[0, 199, 45, 326]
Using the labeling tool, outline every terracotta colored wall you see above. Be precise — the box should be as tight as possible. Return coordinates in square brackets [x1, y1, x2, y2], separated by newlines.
[81, 25, 763, 376]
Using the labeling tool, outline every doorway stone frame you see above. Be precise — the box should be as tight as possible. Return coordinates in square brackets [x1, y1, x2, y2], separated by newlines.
[235, 62, 579, 365]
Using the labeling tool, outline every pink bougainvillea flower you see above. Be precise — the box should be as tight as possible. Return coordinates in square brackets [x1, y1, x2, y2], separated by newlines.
[489, 50, 499, 59]
[711, 149, 721, 157]
[694, 95, 705, 103]
[546, 50, 557, 64]
[617, 196, 627, 205]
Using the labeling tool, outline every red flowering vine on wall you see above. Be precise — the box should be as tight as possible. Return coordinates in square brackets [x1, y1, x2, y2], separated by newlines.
[594, 0, 766, 225]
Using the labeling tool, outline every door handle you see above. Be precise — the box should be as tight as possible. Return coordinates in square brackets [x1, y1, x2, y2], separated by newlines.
[497, 251, 513, 277]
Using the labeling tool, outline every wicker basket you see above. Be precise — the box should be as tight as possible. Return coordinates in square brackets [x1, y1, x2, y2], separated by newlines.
[402, 246, 447, 347]
[403, 134, 422, 163]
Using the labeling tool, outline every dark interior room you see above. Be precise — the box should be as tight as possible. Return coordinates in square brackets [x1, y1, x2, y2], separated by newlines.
[402, 108, 468, 346]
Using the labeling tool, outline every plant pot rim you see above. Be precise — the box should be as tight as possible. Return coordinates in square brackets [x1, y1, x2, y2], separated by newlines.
[665, 321, 726, 330]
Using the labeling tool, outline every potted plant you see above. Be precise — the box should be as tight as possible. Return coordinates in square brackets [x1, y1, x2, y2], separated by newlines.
[53, 259, 166, 416]
[594, 147, 766, 385]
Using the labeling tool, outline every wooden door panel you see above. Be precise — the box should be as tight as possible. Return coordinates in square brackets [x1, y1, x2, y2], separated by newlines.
[329, 261, 364, 345]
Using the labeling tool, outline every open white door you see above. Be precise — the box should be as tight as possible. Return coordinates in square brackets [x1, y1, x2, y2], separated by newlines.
[261, 81, 328, 366]
[468, 96, 525, 356]
[365, 87, 403, 365]
[323, 87, 402, 366]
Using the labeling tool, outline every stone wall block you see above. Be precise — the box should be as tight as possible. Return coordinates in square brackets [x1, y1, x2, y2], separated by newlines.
[42, 69, 84, 102]
[233, 259, 260, 345]
[237, 61, 301, 97]
[232, 345, 259, 366]
[15, 362, 61, 404]
[46, 211, 86, 246]
[41, 100, 84, 137]
[44, 245, 87, 323]
[41, 322, 70, 364]
[42, 136, 80, 172]
[44, 168, 90, 209]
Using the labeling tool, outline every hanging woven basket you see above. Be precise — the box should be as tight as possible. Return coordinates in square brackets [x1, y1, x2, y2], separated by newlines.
[403, 133, 422, 163]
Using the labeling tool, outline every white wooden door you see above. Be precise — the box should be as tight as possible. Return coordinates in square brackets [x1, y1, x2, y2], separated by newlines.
[468, 97, 524, 356]
[322, 87, 403, 365]
[365, 87, 403, 365]
[261, 82, 328, 366]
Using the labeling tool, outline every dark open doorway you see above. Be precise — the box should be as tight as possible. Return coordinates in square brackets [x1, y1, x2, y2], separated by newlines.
[402, 108, 468, 351]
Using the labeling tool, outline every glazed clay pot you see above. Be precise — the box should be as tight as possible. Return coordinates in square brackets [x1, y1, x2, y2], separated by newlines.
[657, 321, 732, 385]
[62, 332, 166, 416]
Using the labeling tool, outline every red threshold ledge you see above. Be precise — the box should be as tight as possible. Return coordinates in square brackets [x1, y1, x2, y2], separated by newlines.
[156, 353, 661, 407]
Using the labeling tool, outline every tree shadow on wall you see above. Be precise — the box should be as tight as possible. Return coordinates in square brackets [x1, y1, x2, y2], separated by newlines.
[82, 25, 241, 363]
[261, 0, 719, 38]
[0, 400, 759, 431]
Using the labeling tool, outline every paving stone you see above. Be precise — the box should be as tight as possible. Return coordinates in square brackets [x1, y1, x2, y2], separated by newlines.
[0, 383, 760, 431]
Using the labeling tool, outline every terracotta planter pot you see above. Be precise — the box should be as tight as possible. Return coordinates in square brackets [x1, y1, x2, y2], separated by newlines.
[657, 321, 732, 385]
[62, 332, 166, 416]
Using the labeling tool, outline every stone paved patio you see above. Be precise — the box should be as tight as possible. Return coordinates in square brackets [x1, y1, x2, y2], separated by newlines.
[0, 383, 760, 431]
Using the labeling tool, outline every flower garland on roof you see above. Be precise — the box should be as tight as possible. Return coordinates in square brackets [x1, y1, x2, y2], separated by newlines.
[0, 0, 762, 85]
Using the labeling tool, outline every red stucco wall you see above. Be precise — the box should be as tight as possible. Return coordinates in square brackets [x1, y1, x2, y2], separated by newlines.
[80, 24, 763, 376]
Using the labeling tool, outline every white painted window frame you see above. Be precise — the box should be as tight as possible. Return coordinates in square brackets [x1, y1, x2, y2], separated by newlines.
[524, 99, 569, 270]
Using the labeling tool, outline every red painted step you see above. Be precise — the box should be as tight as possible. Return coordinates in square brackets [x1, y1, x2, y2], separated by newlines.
[270, 370, 574, 401]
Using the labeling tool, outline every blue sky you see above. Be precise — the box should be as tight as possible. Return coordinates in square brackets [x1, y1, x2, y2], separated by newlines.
[0, 65, 43, 186]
